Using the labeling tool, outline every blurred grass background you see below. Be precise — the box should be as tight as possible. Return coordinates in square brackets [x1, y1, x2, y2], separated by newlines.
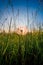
[0, 32, 43, 65]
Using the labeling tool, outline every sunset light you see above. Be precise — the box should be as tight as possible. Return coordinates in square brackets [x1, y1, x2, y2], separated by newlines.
[0, 0, 43, 65]
[15, 26, 28, 35]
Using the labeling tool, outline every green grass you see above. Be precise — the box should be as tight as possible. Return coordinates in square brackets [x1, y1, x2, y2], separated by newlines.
[0, 32, 43, 65]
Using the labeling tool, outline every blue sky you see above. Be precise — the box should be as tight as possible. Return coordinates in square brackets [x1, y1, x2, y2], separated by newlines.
[0, 0, 43, 31]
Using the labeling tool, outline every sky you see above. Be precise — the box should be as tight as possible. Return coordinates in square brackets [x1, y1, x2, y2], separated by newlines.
[0, 0, 43, 32]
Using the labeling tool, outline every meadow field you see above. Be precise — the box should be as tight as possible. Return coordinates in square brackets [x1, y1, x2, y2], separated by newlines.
[0, 32, 43, 65]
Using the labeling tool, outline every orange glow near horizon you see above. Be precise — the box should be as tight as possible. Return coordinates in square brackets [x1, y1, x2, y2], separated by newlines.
[0, 26, 29, 35]
[15, 26, 29, 35]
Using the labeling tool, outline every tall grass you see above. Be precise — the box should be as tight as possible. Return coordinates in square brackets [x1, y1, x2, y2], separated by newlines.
[0, 32, 43, 65]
